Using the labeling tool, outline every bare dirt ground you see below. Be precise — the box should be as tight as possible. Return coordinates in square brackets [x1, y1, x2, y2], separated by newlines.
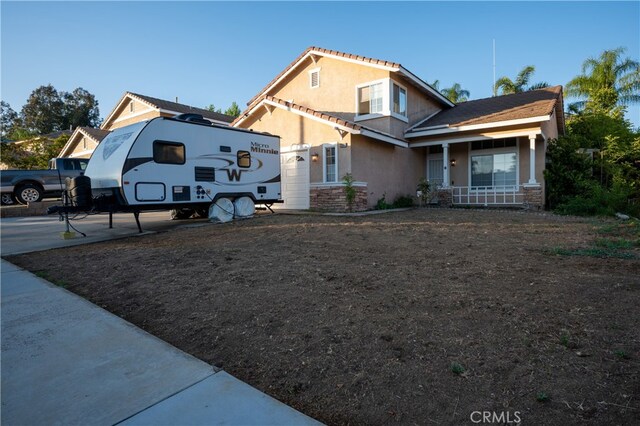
[7, 209, 640, 425]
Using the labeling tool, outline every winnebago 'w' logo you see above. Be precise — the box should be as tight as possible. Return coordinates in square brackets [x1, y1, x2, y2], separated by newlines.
[225, 169, 243, 181]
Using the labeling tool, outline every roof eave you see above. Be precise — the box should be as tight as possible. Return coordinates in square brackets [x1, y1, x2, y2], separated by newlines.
[405, 114, 552, 138]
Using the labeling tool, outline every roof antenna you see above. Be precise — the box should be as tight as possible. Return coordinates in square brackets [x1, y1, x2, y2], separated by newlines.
[492, 39, 496, 97]
[175, 97, 179, 103]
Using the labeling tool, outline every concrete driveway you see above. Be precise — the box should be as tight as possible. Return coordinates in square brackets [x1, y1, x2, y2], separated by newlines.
[1, 210, 200, 255]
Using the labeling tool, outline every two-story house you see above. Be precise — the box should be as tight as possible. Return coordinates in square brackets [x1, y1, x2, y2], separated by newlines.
[59, 92, 234, 158]
[233, 47, 564, 211]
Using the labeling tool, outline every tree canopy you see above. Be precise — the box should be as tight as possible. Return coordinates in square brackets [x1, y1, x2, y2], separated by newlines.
[565, 47, 640, 114]
[494, 65, 549, 96]
[440, 83, 470, 103]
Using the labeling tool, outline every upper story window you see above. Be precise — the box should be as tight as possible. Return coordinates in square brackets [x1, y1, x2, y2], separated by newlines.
[309, 68, 320, 89]
[356, 79, 408, 122]
[392, 83, 407, 117]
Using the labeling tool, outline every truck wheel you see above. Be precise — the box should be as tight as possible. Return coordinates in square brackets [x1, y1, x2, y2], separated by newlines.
[1, 193, 16, 205]
[15, 183, 44, 204]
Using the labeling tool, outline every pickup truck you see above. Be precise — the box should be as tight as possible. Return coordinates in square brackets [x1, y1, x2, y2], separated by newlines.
[1, 158, 89, 205]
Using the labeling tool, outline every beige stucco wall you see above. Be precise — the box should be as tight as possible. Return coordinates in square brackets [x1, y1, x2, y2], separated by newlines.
[240, 107, 352, 183]
[103, 98, 163, 131]
[106, 110, 164, 130]
[350, 135, 424, 206]
[264, 56, 442, 139]
[68, 135, 98, 158]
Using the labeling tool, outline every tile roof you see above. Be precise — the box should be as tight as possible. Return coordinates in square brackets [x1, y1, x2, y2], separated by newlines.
[234, 95, 406, 145]
[247, 46, 408, 107]
[79, 126, 111, 142]
[409, 86, 563, 131]
[128, 93, 235, 123]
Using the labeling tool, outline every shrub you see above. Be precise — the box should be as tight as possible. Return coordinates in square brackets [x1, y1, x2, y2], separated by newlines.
[375, 193, 392, 210]
[392, 195, 414, 208]
[342, 173, 357, 212]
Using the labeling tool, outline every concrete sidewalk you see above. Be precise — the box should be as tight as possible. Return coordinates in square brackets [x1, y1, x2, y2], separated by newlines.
[1, 260, 320, 425]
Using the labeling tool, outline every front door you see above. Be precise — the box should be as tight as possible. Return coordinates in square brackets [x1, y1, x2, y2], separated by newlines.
[427, 156, 443, 203]
[280, 150, 310, 209]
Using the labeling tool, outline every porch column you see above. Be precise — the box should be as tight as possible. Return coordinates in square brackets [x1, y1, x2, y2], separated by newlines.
[442, 143, 450, 188]
[528, 134, 537, 184]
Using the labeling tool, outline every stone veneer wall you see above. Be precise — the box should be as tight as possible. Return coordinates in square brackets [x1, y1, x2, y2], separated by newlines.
[436, 188, 453, 207]
[310, 184, 368, 212]
[523, 185, 543, 210]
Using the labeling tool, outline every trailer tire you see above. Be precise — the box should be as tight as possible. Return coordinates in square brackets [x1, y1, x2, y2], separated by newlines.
[15, 183, 44, 204]
[1, 193, 16, 205]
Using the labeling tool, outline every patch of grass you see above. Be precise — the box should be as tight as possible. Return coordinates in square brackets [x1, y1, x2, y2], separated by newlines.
[614, 350, 630, 360]
[450, 362, 465, 375]
[550, 247, 635, 259]
[595, 238, 635, 250]
[536, 392, 550, 402]
[34, 270, 68, 288]
[559, 333, 570, 348]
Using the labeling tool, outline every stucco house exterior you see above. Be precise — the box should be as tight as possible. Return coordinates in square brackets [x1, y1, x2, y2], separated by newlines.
[59, 92, 234, 158]
[233, 47, 564, 211]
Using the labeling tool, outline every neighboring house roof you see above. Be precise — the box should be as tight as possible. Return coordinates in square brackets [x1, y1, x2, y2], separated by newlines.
[246, 46, 454, 108]
[101, 92, 234, 129]
[407, 86, 564, 137]
[59, 126, 111, 157]
[234, 95, 408, 148]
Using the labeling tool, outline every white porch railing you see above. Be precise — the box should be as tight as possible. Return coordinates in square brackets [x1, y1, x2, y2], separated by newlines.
[451, 185, 525, 205]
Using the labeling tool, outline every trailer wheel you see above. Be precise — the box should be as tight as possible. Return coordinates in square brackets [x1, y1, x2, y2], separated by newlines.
[15, 183, 44, 204]
[170, 208, 193, 220]
[1, 193, 16, 205]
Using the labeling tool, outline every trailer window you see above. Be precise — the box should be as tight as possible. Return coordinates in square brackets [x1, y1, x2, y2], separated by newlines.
[237, 150, 251, 168]
[153, 141, 185, 165]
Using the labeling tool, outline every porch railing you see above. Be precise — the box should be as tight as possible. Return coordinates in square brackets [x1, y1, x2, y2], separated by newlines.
[451, 185, 524, 205]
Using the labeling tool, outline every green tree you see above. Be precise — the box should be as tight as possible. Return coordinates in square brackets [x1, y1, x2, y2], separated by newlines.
[206, 104, 222, 113]
[565, 47, 640, 114]
[21, 85, 64, 134]
[1, 101, 19, 140]
[0, 133, 70, 170]
[430, 80, 441, 91]
[61, 88, 101, 129]
[441, 83, 470, 103]
[224, 101, 242, 118]
[493, 65, 549, 96]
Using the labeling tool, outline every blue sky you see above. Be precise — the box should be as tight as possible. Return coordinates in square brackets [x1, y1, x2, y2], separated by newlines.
[2, 1, 639, 127]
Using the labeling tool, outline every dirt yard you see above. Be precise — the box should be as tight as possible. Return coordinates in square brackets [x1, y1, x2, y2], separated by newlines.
[7, 209, 640, 425]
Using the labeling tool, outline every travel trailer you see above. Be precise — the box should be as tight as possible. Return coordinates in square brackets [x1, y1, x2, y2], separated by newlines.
[51, 115, 281, 226]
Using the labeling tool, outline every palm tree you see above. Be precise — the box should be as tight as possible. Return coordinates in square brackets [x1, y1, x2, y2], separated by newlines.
[441, 83, 470, 103]
[493, 65, 549, 96]
[565, 47, 640, 112]
[430, 80, 441, 91]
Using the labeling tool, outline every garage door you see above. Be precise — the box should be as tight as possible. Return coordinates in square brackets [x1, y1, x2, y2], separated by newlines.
[280, 150, 309, 209]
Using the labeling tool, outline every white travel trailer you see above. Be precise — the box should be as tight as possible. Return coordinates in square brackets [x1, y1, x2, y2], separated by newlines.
[85, 116, 281, 217]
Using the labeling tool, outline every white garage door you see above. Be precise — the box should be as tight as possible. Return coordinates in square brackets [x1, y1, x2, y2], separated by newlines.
[280, 150, 310, 209]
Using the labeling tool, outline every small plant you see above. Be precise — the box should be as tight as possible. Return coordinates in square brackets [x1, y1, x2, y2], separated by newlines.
[450, 362, 465, 375]
[594, 238, 634, 250]
[392, 195, 414, 208]
[375, 193, 392, 210]
[559, 333, 570, 348]
[536, 391, 549, 402]
[342, 173, 357, 212]
[614, 350, 630, 359]
[416, 177, 431, 206]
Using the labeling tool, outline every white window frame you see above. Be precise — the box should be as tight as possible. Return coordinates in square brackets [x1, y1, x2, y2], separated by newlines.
[468, 139, 520, 192]
[322, 142, 339, 183]
[355, 78, 408, 123]
[309, 67, 321, 89]
[391, 81, 408, 122]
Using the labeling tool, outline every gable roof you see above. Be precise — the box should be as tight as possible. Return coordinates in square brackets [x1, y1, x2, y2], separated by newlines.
[101, 92, 234, 129]
[233, 95, 408, 148]
[247, 46, 454, 108]
[59, 126, 111, 157]
[406, 86, 564, 137]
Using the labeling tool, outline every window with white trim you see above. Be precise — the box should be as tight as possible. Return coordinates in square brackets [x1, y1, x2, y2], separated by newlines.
[470, 138, 518, 190]
[357, 82, 384, 115]
[392, 83, 407, 117]
[323, 143, 338, 183]
[309, 68, 320, 88]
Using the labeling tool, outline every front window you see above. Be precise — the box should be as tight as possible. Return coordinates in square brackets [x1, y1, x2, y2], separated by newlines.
[392, 83, 407, 117]
[153, 141, 185, 164]
[357, 82, 384, 115]
[323, 144, 337, 183]
[471, 153, 517, 189]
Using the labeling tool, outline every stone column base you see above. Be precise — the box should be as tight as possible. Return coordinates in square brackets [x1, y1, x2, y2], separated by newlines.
[436, 188, 453, 207]
[310, 184, 368, 212]
[523, 184, 543, 210]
